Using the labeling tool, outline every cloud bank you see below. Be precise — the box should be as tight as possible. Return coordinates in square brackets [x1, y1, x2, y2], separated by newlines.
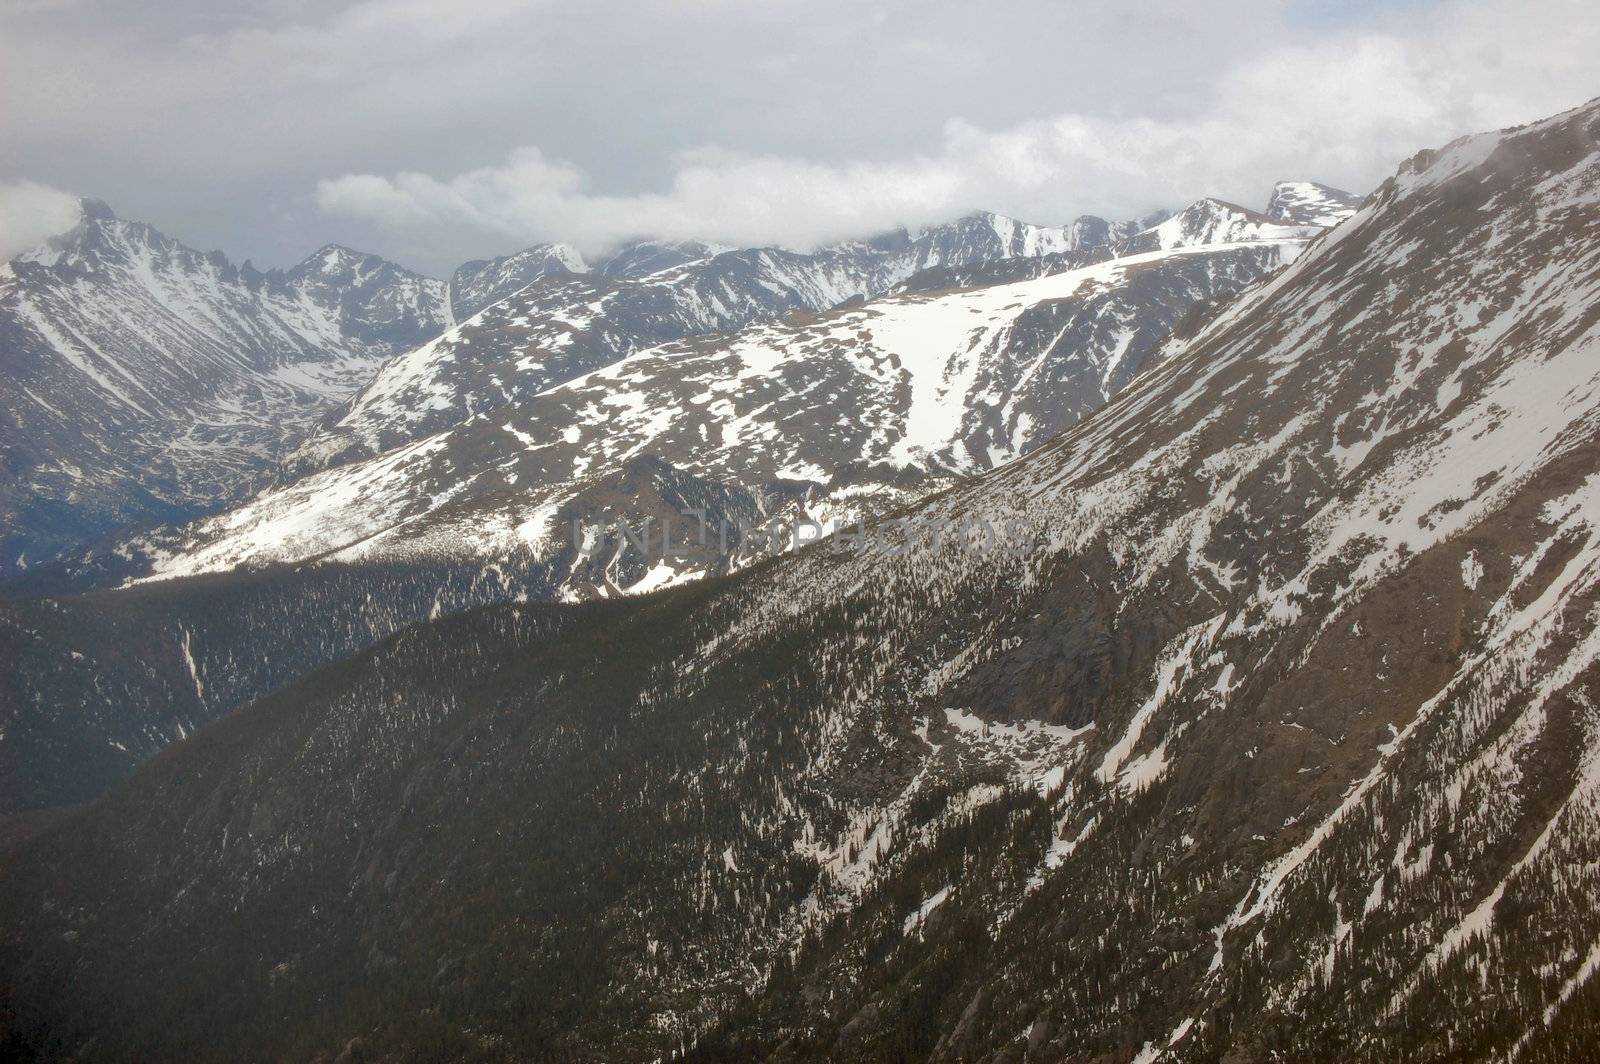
[0, 180, 79, 261]
[310, 0, 1599, 255]
[4, 0, 1597, 269]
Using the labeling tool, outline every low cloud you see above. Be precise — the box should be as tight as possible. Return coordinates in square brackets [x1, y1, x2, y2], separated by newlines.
[0, 180, 80, 260]
[314, 0, 1600, 256]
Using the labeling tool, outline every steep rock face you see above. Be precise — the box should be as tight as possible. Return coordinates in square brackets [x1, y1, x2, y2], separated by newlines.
[5, 103, 1594, 1062]
[128, 226, 1320, 591]
[0, 202, 450, 574]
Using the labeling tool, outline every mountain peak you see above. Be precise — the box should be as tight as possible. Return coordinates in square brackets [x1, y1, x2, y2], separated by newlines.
[1122, 196, 1322, 252]
[1264, 180, 1363, 225]
[447, 242, 588, 319]
[14, 199, 155, 269]
[518, 241, 586, 272]
[286, 244, 443, 288]
[302, 243, 373, 269]
[78, 197, 117, 223]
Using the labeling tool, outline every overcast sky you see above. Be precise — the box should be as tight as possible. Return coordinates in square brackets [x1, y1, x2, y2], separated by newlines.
[2, 0, 1596, 274]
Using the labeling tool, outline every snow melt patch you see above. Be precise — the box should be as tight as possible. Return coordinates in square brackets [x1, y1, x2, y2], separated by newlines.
[902, 885, 952, 935]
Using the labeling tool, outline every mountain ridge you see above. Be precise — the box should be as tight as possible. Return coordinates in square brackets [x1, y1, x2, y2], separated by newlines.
[0, 200, 454, 575]
[119, 195, 1343, 594]
[278, 205, 1183, 480]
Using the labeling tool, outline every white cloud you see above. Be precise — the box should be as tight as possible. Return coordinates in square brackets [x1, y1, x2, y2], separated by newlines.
[3, 0, 1596, 269]
[0, 180, 80, 260]
[312, 0, 1600, 255]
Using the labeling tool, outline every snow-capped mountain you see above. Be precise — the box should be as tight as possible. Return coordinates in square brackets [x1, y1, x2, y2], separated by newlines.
[592, 238, 732, 279]
[447, 242, 587, 321]
[1264, 179, 1367, 225]
[0, 200, 451, 574]
[281, 208, 1170, 478]
[1118, 195, 1321, 252]
[448, 239, 740, 323]
[4, 100, 1596, 1062]
[128, 196, 1341, 592]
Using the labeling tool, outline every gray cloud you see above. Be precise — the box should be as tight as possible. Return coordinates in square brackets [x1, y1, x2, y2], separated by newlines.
[3, 0, 1596, 272]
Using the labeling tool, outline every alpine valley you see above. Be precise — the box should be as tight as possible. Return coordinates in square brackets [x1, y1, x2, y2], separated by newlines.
[3, 90, 1600, 1064]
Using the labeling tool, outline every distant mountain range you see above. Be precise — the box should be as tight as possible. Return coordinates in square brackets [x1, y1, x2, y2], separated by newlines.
[0, 201, 1174, 579]
[90, 192, 1333, 596]
[281, 207, 1175, 479]
[3, 99, 1597, 1063]
[0, 201, 451, 574]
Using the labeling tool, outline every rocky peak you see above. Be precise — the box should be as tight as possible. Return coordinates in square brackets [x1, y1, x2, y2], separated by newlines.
[593, 239, 728, 279]
[448, 242, 588, 320]
[1264, 180, 1364, 225]
[1119, 196, 1322, 253]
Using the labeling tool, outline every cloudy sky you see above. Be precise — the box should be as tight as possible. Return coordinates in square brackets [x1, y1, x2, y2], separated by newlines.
[1, 0, 1595, 273]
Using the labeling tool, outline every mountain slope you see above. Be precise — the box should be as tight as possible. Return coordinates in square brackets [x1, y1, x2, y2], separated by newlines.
[130, 198, 1332, 591]
[4, 101, 1596, 1062]
[0, 557, 550, 813]
[282, 210, 1164, 478]
[0, 202, 451, 574]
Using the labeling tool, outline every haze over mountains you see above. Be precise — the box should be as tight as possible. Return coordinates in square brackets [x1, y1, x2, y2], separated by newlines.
[2, 97, 1598, 1062]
